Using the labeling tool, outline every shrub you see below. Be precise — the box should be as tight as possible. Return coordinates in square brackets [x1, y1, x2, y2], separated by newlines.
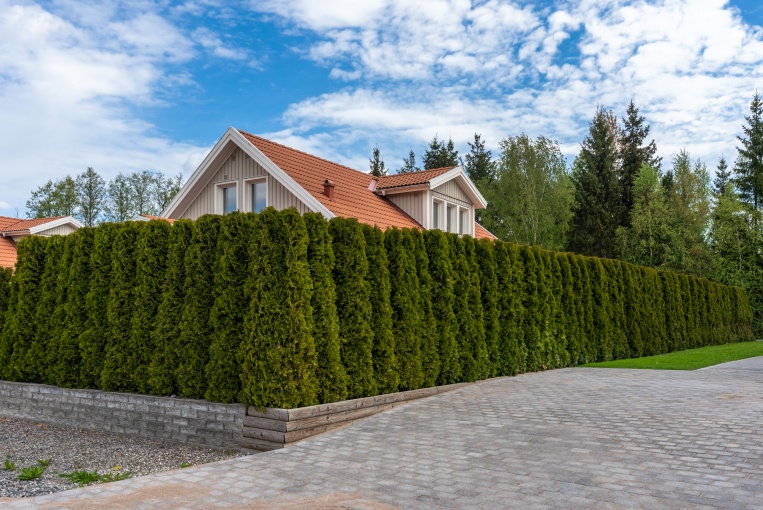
[410, 228, 439, 387]
[476, 239, 500, 377]
[494, 242, 525, 376]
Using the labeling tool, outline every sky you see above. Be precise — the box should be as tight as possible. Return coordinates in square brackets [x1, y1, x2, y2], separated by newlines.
[1, 0, 762, 216]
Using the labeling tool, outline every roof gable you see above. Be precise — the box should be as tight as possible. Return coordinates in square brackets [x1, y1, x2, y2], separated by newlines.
[375, 167, 456, 190]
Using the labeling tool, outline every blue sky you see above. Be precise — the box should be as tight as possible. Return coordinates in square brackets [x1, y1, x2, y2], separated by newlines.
[1, 0, 763, 216]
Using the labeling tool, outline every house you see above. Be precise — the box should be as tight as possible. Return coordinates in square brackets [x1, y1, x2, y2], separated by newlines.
[162, 127, 497, 240]
[0, 216, 84, 269]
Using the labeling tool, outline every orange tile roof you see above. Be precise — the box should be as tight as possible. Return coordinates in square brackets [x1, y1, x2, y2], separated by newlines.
[240, 132, 422, 230]
[0, 236, 17, 269]
[140, 214, 176, 224]
[475, 223, 498, 240]
[0, 216, 64, 234]
[375, 166, 456, 190]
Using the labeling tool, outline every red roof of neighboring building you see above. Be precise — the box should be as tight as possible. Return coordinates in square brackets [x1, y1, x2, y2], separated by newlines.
[0, 216, 65, 234]
[241, 132, 422, 230]
[139, 214, 176, 224]
[474, 223, 498, 240]
[374, 167, 456, 190]
[0, 236, 17, 269]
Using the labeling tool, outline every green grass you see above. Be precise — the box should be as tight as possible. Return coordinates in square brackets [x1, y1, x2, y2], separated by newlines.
[583, 341, 763, 370]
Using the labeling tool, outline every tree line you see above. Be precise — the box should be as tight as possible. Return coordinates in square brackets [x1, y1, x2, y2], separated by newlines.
[25, 169, 183, 226]
[370, 94, 763, 335]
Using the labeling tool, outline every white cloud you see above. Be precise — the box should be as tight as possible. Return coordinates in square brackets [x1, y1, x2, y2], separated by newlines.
[193, 27, 249, 61]
[0, 1, 210, 216]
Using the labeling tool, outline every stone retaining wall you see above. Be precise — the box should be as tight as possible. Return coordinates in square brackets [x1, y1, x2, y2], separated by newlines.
[0, 380, 244, 449]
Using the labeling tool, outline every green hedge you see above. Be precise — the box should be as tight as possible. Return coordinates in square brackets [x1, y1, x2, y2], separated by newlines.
[0, 209, 754, 408]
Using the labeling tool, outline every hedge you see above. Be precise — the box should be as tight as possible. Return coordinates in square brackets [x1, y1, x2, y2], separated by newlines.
[0, 209, 754, 408]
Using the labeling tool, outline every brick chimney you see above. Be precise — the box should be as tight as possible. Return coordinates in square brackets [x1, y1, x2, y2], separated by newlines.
[323, 179, 335, 200]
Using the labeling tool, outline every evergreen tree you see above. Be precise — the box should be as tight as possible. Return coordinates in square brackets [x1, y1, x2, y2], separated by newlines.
[476, 239, 501, 376]
[463, 134, 495, 183]
[568, 107, 622, 258]
[714, 156, 731, 196]
[735, 91, 763, 213]
[565, 253, 585, 364]
[147, 219, 195, 395]
[422, 135, 459, 169]
[101, 222, 142, 391]
[556, 253, 580, 362]
[329, 217, 377, 398]
[205, 213, 259, 403]
[369, 146, 387, 177]
[240, 208, 319, 409]
[362, 224, 397, 394]
[53, 230, 95, 387]
[303, 213, 349, 403]
[127, 220, 170, 394]
[385, 228, 423, 390]
[79, 223, 119, 388]
[175, 215, 221, 399]
[494, 242, 525, 375]
[399, 150, 419, 173]
[0, 267, 12, 323]
[411, 229, 439, 387]
[424, 230, 461, 384]
[586, 258, 611, 361]
[619, 100, 660, 227]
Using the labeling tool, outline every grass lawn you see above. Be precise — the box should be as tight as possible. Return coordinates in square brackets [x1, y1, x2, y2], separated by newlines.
[582, 341, 763, 370]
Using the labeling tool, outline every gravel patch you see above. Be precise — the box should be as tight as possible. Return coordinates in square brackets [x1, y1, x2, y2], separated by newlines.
[0, 417, 249, 499]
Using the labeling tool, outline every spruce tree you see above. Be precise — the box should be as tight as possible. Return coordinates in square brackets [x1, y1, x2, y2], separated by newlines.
[127, 220, 170, 394]
[620, 100, 660, 227]
[568, 107, 622, 258]
[423, 135, 459, 169]
[240, 208, 319, 409]
[101, 222, 142, 391]
[424, 230, 461, 384]
[53, 228, 95, 387]
[411, 229, 439, 387]
[148, 219, 195, 395]
[329, 217, 377, 398]
[175, 215, 221, 399]
[362, 224, 397, 394]
[735, 91, 763, 213]
[385, 228, 423, 391]
[369, 146, 387, 177]
[399, 150, 419, 173]
[463, 134, 495, 183]
[79, 222, 119, 388]
[714, 156, 732, 196]
[476, 239, 501, 376]
[302, 213, 349, 403]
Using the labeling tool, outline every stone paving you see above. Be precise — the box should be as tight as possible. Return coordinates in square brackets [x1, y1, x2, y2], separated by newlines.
[6, 357, 763, 509]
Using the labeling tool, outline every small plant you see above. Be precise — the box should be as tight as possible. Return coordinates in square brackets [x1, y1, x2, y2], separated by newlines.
[3, 459, 16, 471]
[59, 470, 101, 487]
[180, 462, 193, 468]
[17, 465, 46, 481]
[37, 458, 52, 467]
[100, 471, 132, 483]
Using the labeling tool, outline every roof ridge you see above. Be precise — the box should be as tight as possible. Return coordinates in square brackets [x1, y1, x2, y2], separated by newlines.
[238, 131, 375, 181]
[377, 166, 458, 180]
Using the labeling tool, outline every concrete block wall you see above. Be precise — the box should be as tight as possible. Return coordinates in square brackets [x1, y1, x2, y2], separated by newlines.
[0, 380, 245, 449]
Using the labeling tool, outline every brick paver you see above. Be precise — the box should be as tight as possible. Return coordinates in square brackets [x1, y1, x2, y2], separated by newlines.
[7, 357, 763, 509]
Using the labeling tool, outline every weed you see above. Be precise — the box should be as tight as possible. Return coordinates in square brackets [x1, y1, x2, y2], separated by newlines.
[59, 470, 101, 487]
[100, 471, 132, 483]
[37, 458, 52, 467]
[17, 465, 45, 481]
[180, 462, 193, 468]
[3, 455, 15, 471]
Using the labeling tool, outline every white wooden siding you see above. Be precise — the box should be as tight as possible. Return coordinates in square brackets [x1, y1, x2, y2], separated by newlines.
[36, 224, 76, 236]
[388, 191, 425, 226]
[179, 147, 310, 219]
[433, 179, 472, 204]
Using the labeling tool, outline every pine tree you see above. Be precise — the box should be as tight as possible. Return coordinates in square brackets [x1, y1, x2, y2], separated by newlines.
[101, 222, 142, 391]
[303, 213, 349, 403]
[620, 100, 660, 227]
[239, 208, 319, 409]
[714, 156, 731, 196]
[399, 150, 419, 173]
[127, 220, 170, 394]
[423, 136, 459, 169]
[147, 219, 195, 395]
[79, 223, 119, 388]
[411, 229, 439, 387]
[205, 212, 259, 403]
[329, 217, 377, 398]
[476, 239, 501, 376]
[53, 229, 95, 387]
[568, 107, 622, 258]
[362, 224, 397, 394]
[175, 215, 221, 399]
[369, 146, 387, 177]
[424, 230, 461, 384]
[735, 91, 763, 213]
[385, 228, 423, 391]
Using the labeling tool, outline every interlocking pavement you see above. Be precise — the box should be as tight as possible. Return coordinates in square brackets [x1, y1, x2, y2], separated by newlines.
[6, 357, 763, 509]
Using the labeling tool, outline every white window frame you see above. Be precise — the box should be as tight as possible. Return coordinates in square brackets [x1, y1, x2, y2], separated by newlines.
[432, 198, 444, 230]
[458, 206, 468, 235]
[243, 176, 268, 213]
[447, 204, 456, 233]
[215, 180, 238, 215]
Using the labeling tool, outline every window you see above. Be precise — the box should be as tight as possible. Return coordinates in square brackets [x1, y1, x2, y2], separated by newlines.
[433, 201, 440, 229]
[251, 181, 266, 213]
[447, 205, 455, 233]
[459, 209, 466, 235]
[222, 185, 237, 215]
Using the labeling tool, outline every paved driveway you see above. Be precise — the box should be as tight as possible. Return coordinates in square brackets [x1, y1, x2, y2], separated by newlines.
[7, 357, 763, 509]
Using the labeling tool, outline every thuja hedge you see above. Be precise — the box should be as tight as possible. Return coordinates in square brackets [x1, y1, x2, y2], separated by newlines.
[0, 209, 754, 408]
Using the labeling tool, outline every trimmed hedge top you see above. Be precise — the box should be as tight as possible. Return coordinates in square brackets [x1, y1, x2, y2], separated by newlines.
[0, 209, 754, 408]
